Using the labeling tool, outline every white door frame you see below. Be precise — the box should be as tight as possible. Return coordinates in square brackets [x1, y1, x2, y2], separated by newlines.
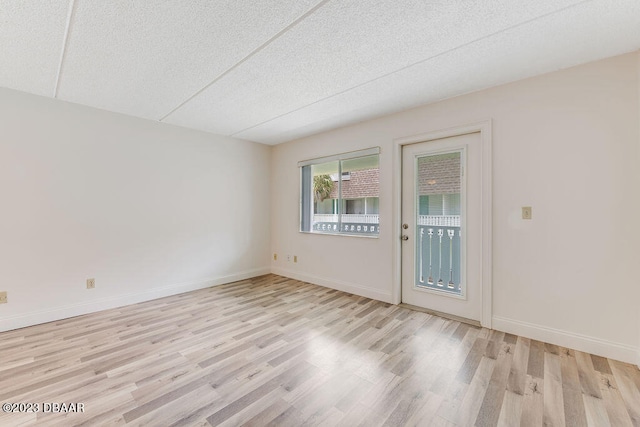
[392, 120, 493, 328]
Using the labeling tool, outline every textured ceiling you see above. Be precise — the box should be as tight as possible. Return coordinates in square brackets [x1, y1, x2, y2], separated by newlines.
[1, 0, 639, 145]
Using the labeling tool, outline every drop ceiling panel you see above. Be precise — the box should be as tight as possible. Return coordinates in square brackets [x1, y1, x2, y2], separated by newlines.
[56, 0, 323, 119]
[0, 1, 69, 96]
[2, 0, 639, 145]
[165, 0, 585, 135]
[234, 0, 640, 144]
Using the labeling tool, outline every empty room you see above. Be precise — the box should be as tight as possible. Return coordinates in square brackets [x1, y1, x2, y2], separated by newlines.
[1, 1, 640, 426]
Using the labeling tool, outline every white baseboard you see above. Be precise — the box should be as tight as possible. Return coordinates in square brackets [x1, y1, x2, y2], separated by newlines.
[493, 315, 639, 366]
[0, 267, 270, 333]
[271, 267, 393, 303]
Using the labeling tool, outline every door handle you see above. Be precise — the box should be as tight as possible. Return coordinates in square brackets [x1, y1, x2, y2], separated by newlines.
[401, 235, 409, 241]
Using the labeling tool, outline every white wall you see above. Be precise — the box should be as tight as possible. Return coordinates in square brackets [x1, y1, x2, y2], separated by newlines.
[0, 88, 271, 331]
[271, 52, 640, 364]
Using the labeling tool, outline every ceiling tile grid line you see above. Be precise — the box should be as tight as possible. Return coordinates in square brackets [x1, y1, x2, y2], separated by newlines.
[164, 0, 595, 139]
[158, 0, 333, 122]
[229, 0, 595, 138]
[53, 0, 77, 98]
[236, 0, 640, 144]
[54, 0, 327, 122]
[2, 0, 639, 144]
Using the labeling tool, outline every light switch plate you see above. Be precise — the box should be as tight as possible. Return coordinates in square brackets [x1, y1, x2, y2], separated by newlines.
[522, 206, 532, 220]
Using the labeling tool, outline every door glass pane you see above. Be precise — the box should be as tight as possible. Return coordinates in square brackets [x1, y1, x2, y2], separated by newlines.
[415, 152, 462, 295]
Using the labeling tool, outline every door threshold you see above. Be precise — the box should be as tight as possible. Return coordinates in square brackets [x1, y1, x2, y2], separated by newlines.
[399, 303, 481, 327]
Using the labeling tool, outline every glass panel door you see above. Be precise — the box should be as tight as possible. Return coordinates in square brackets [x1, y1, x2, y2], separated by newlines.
[401, 132, 483, 322]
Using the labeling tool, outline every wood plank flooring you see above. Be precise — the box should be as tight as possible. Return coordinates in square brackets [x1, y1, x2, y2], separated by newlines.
[1, 274, 639, 426]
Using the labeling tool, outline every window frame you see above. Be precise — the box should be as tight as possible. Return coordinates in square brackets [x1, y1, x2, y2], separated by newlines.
[299, 147, 380, 238]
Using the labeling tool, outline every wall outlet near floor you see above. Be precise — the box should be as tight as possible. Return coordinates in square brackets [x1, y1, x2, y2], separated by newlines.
[273, 253, 277, 261]
[86, 278, 95, 289]
[522, 206, 532, 220]
[0, 291, 7, 304]
[294, 255, 298, 263]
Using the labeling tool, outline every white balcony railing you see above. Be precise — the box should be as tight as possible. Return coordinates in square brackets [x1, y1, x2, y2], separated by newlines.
[313, 214, 460, 227]
[313, 214, 380, 224]
[417, 215, 460, 227]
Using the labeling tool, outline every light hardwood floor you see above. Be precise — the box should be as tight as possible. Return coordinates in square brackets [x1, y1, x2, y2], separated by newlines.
[1, 274, 639, 426]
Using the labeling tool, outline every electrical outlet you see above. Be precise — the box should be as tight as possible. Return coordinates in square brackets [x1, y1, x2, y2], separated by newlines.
[522, 206, 532, 220]
[86, 278, 95, 289]
[294, 255, 297, 263]
[287, 255, 290, 262]
[273, 253, 277, 261]
[0, 291, 7, 304]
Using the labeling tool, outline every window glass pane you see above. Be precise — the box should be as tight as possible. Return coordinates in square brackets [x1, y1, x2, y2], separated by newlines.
[316, 198, 334, 214]
[444, 193, 460, 215]
[428, 194, 443, 216]
[310, 161, 339, 234]
[312, 161, 339, 176]
[366, 197, 379, 214]
[340, 155, 379, 235]
[341, 155, 379, 173]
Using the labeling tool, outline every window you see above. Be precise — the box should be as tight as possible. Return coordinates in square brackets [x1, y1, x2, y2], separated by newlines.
[418, 194, 460, 216]
[300, 148, 380, 236]
[330, 171, 351, 181]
